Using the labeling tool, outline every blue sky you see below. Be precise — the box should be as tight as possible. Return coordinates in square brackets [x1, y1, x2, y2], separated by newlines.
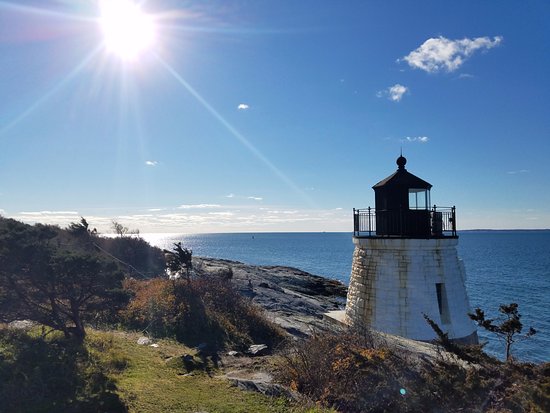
[1, 0, 549, 233]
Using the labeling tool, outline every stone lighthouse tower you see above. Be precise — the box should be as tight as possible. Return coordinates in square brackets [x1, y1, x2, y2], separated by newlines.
[345, 156, 477, 343]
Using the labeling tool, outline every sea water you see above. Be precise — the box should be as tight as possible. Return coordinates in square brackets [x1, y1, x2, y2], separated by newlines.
[143, 231, 550, 363]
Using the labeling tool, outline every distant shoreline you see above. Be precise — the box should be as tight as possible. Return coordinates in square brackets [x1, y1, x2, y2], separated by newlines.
[141, 229, 550, 237]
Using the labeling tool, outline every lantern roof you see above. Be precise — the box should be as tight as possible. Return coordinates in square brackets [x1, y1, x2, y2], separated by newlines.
[372, 156, 432, 190]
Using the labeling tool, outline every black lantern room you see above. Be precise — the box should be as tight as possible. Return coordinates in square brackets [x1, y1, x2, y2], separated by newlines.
[372, 155, 432, 237]
[353, 156, 457, 238]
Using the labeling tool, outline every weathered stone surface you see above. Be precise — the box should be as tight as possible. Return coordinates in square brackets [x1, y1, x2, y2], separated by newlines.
[247, 344, 269, 356]
[345, 237, 477, 342]
[137, 336, 152, 345]
[230, 378, 297, 399]
[8, 320, 35, 330]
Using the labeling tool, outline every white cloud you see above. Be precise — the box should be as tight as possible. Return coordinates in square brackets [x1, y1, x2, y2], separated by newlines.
[148, 208, 166, 212]
[177, 204, 221, 209]
[507, 169, 529, 175]
[247, 196, 263, 201]
[225, 193, 235, 198]
[19, 210, 79, 216]
[145, 160, 158, 166]
[401, 36, 502, 73]
[0, 209, 5, 216]
[267, 210, 298, 215]
[237, 103, 249, 110]
[458, 73, 474, 79]
[405, 136, 429, 143]
[377, 84, 408, 102]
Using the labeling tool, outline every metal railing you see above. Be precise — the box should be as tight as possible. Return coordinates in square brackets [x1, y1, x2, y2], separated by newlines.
[353, 206, 457, 238]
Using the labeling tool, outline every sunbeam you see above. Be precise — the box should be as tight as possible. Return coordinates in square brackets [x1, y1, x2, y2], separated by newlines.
[0, 47, 102, 138]
[0, 1, 94, 22]
[156, 55, 316, 207]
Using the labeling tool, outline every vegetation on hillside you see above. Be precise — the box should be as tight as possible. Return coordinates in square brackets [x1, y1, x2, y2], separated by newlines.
[0, 217, 128, 341]
[277, 328, 550, 413]
[0, 327, 322, 413]
[121, 275, 286, 349]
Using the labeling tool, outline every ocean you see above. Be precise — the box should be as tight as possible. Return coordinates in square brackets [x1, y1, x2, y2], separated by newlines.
[143, 231, 550, 363]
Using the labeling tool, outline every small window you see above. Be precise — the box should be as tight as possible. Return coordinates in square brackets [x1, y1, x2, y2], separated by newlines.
[409, 188, 427, 210]
[436, 283, 451, 324]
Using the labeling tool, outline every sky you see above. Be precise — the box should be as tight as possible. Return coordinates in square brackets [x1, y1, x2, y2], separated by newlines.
[1, 0, 549, 233]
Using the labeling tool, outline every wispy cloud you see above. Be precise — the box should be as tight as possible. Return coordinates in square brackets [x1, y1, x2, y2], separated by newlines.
[10, 210, 87, 229]
[458, 73, 474, 79]
[7, 205, 353, 233]
[247, 196, 263, 201]
[225, 193, 235, 198]
[377, 84, 408, 102]
[237, 103, 249, 110]
[177, 204, 221, 209]
[20, 210, 79, 216]
[405, 136, 429, 143]
[507, 169, 529, 175]
[145, 160, 158, 166]
[401, 36, 503, 73]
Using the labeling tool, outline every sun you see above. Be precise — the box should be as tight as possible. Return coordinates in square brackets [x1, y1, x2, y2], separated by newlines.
[99, 0, 157, 62]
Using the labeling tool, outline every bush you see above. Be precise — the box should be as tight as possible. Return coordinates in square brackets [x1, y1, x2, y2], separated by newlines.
[276, 329, 550, 413]
[120, 275, 285, 350]
[96, 236, 165, 278]
[0, 327, 126, 413]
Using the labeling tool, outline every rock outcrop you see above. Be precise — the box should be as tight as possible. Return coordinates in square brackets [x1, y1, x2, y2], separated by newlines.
[194, 257, 347, 337]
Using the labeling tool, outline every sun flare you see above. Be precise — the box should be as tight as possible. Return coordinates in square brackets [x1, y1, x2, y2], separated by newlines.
[99, 0, 157, 61]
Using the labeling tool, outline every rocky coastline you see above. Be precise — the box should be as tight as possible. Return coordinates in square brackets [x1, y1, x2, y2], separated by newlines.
[194, 257, 348, 338]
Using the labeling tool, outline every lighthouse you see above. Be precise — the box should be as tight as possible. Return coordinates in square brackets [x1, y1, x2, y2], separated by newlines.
[345, 156, 478, 343]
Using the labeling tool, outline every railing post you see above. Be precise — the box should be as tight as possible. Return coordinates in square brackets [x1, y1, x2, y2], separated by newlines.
[452, 206, 456, 236]
[353, 208, 357, 236]
[432, 204, 436, 235]
[368, 206, 372, 236]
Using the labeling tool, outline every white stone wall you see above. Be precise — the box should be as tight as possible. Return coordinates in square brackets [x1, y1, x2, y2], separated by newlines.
[345, 237, 477, 341]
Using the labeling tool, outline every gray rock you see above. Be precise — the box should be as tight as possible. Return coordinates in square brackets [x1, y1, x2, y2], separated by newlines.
[247, 344, 269, 356]
[227, 350, 240, 357]
[137, 336, 152, 345]
[8, 320, 35, 330]
[195, 257, 348, 338]
[230, 378, 297, 399]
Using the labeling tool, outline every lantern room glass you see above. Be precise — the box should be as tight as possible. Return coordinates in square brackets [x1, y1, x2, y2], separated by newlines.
[409, 188, 429, 210]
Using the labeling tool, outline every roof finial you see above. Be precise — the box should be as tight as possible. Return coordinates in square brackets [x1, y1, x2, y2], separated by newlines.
[396, 151, 407, 170]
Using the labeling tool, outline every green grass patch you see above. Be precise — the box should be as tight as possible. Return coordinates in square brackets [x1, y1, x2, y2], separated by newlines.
[86, 329, 324, 413]
[1, 326, 327, 413]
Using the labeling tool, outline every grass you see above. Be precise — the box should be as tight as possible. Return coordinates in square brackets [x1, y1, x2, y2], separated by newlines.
[0, 325, 329, 413]
[85, 329, 323, 413]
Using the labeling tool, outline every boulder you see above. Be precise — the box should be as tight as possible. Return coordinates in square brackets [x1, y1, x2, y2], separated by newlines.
[247, 344, 269, 356]
[137, 336, 153, 345]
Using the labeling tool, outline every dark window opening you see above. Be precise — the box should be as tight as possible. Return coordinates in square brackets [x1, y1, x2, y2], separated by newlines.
[436, 283, 451, 324]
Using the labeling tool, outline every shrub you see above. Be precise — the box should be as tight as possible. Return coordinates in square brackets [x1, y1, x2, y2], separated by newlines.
[276, 329, 549, 413]
[0, 327, 126, 413]
[96, 236, 165, 278]
[120, 275, 285, 350]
